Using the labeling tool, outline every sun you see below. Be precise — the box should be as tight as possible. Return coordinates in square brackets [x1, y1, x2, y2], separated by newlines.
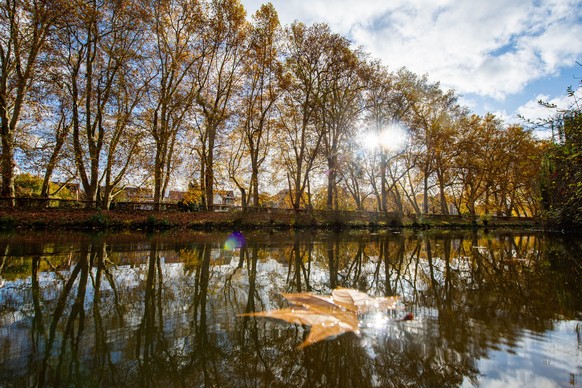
[361, 123, 408, 152]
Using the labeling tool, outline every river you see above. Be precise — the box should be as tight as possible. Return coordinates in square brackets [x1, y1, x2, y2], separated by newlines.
[0, 229, 580, 387]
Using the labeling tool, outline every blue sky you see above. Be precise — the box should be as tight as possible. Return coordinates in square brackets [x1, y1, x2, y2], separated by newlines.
[241, 0, 582, 137]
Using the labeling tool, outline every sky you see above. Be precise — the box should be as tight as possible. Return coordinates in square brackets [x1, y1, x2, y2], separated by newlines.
[240, 0, 582, 137]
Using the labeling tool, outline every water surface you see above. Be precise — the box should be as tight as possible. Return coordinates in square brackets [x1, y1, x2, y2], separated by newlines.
[0, 229, 580, 387]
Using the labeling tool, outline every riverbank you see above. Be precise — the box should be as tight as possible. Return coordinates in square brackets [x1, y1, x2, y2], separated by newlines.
[0, 208, 543, 231]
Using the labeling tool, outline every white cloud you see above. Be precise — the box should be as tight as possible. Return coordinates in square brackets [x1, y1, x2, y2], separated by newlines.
[517, 94, 559, 120]
[515, 92, 579, 138]
[241, 0, 582, 103]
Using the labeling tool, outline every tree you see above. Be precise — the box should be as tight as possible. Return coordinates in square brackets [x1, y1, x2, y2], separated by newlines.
[408, 79, 459, 214]
[56, 0, 149, 208]
[192, 0, 247, 210]
[455, 114, 504, 216]
[540, 110, 582, 226]
[340, 142, 373, 210]
[493, 125, 542, 216]
[276, 22, 340, 211]
[364, 66, 416, 213]
[38, 98, 74, 198]
[0, 0, 63, 203]
[145, 0, 204, 209]
[17, 83, 77, 199]
[318, 39, 366, 210]
[224, 125, 250, 207]
[236, 3, 282, 208]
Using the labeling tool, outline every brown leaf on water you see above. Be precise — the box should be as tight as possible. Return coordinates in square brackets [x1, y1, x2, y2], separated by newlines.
[331, 288, 400, 313]
[280, 292, 337, 310]
[247, 306, 359, 349]
[241, 289, 400, 348]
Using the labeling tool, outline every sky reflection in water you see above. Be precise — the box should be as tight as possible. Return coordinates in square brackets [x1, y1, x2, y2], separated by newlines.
[0, 230, 580, 387]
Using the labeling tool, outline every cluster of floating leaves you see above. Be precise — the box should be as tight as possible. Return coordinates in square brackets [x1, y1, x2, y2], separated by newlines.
[242, 288, 409, 348]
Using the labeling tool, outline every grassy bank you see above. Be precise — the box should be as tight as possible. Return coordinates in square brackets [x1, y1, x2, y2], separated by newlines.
[0, 208, 543, 231]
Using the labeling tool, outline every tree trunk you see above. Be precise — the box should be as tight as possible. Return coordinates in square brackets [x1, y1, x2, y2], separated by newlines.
[436, 169, 448, 214]
[153, 142, 164, 210]
[326, 155, 336, 210]
[204, 130, 216, 210]
[239, 187, 247, 209]
[423, 172, 429, 214]
[40, 128, 67, 198]
[380, 154, 388, 212]
[391, 189, 403, 214]
[1, 134, 15, 204]
[293, 171, 301, 211]
[251, 165, 259, 207]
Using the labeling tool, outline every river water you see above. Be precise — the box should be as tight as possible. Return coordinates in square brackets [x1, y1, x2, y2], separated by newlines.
[0, 229, 580, 387]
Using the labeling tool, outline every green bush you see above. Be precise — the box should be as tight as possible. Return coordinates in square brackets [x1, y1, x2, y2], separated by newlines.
[0, 216, 15, 229]
[146, 215, 171, 230]
[86, 212, 110, 228]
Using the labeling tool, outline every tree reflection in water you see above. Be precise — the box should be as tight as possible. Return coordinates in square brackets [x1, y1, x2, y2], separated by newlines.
[0, 230, 579, 387]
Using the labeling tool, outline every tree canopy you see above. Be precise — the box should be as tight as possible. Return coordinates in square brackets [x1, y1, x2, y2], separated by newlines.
[2, 0, 578, 226]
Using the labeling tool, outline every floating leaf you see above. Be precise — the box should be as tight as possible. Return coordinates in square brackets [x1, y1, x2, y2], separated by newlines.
[331, 287, 399, 313]
[241, 288, 401, 348]
[247, 306, 359, 349]
[281, 292, 337, 310]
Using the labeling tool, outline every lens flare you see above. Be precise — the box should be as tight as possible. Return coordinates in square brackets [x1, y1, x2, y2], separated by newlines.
[224, 231, 245, 250]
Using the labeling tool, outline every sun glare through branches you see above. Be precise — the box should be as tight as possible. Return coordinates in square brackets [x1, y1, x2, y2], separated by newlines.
[361, 123, 409, 153]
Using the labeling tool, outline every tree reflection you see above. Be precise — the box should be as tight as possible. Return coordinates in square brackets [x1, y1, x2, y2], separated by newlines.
[90, 238, 123, 384]
[0, 230, 579, 387]
[285, 232, 314, 292]
[301, 334, 375, 387]
[188, 242, 224, 387]
[235, 244, 281, 385]
[36, 240, 92, 387]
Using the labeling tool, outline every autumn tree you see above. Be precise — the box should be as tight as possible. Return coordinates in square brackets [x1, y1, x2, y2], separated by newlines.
[408, 79, 459, 214]
[192, 0, 247, 210]
[317, 37, 367, 210]
[236, 3, 282, 208]
[37, 91, 76, 198]
[492, 125, 542, 216]
[17, 72, 77, 199]
[145, 0, 204, 209]
[54, 0, 149, 208]
[224, 127, 249, 207]
[340, 141, 373, 210]
[454, 114, 505, 216]
[276, 22, 342, 211]
[364, 66, 416, 213]
[0, 0, 64, 204]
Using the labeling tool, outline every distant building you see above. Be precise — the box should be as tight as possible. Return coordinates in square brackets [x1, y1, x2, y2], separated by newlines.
[168, 190, 187, 202]
[119, 187, 154, 202]
[213, 190, 236, 211]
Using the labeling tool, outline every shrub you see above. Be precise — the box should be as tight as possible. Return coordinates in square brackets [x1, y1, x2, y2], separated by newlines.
[146, 215, 171, 230]
[86, 212, 109, 228]
[0, 216, 15, 229]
